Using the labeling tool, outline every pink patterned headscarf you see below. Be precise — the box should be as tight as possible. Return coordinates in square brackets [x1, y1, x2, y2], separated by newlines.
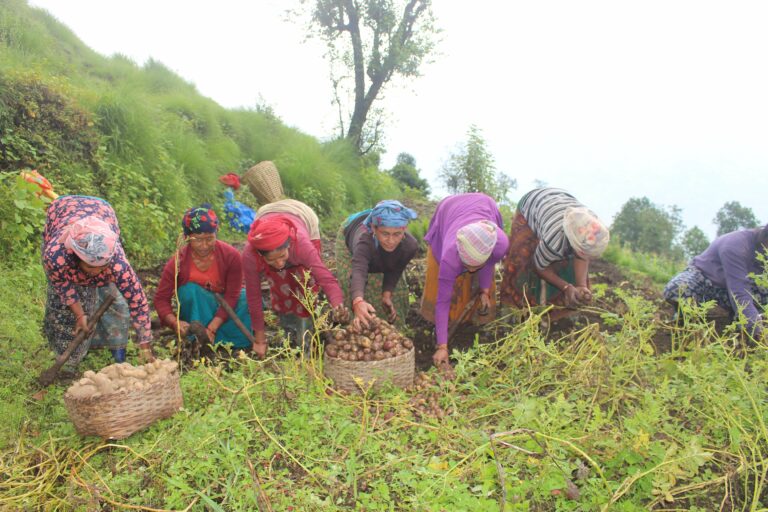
[456, 220, 498, 267]
[61, 216, 118, 266]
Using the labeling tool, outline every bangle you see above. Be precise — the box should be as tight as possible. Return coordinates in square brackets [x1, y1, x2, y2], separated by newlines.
[352, 297, 364, 306]
[562, 284, 572, 292]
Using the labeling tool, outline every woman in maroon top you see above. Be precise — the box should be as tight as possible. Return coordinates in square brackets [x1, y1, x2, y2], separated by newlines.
[243, 202, 345, 358]
[154, 206, 252, 349]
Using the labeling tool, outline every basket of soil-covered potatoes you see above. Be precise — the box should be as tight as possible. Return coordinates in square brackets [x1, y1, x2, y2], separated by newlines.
[324, 317, 415, 393]
[63, 359, 183, 440]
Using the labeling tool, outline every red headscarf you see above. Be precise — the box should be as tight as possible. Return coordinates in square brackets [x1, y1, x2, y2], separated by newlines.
[218, 173, 241, 190]
[248, 214, 297, 252]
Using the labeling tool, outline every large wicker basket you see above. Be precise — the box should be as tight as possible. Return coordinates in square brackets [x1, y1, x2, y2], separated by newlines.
[242, 161, 284, 204]
[324, 348, 415, 393]
[63, 370, 183, 440]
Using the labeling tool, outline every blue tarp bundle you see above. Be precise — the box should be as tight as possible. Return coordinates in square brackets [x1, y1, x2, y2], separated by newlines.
[222, 188, 256, 233]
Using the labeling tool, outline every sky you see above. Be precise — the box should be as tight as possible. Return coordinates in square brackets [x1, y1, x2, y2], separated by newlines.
[27, 0, 768, 240]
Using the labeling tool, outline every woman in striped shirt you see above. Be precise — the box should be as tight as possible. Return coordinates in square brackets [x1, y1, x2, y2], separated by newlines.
[500, 188, 609, 310]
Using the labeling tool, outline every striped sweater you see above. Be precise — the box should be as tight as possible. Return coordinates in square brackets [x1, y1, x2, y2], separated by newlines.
[518, 188, 586, 270]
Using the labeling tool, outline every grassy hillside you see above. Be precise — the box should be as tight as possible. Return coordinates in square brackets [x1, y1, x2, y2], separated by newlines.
[0, 0, 401, 267]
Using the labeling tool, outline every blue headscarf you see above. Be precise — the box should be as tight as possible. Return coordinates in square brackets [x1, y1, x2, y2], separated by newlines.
[363, 200, 417, 232]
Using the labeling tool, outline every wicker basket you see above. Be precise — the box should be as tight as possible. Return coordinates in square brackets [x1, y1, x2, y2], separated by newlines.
[324, 348, 415, 393]
[63, 370, 183, 440]
[242, 161, 284, 204]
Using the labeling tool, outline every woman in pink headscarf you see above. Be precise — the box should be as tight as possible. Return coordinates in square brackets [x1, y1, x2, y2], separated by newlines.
[42, 195, 153, 367]
[420, 193, 509, 367]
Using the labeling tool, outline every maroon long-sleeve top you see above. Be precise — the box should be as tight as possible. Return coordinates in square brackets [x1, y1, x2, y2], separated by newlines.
[243, 213, 344, 333]
[154, 240, 244, 326]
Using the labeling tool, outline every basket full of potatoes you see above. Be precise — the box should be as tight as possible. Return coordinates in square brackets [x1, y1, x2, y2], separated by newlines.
[324, 317, 415, 393]
[63, 359, 183, 439]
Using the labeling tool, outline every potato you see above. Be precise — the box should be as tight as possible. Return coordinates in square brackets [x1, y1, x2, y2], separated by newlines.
[69, 384, 98, 399]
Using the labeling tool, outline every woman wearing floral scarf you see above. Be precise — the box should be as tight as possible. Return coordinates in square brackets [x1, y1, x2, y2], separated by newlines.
[42, 195, 154, 366]
[154, 205, 252, 349]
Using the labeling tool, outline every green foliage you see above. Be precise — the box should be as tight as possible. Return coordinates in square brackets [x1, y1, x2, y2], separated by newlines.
[602, 240, 683, 285]
[0, 1, 422, 268]
[439, 125, 517, 206]
[611, 197, 684, 256]
[0, 174, 50, 262]
[303, 0, 438, 151]
[680, 226, 710, 258]
[388, 152, 430, 196]
[713, 200, 760, 236]
[0, 71, 101, 194]
[2, 277, 767, 509]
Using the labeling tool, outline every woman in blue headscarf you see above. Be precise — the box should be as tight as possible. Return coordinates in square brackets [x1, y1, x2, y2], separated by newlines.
[335, 200, 419, 329]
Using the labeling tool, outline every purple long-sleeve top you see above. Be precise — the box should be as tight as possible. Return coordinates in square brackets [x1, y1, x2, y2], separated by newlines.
[692, 228, 765, 333]
[424, 193, 509, 345]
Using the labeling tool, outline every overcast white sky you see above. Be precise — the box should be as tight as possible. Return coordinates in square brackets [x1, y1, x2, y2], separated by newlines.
[28, 0, 768, 239]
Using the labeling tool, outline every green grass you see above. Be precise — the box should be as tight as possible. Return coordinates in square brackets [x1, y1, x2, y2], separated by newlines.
[602, 241, 684, 286]
[1, 266, 766, 510]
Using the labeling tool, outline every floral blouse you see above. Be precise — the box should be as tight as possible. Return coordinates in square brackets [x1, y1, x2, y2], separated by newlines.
[42, 195, 152, 344]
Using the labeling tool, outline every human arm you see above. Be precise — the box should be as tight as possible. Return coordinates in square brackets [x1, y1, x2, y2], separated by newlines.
[111, 248, 152, 346]
[242, 246, 266, 335]
[296, 237, 344, 307]
[719, 242, 764, 335]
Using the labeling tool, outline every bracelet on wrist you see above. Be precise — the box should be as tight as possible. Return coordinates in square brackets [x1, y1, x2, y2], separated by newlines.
[352, 297, 364, 306]
[562, 283, 572, 292]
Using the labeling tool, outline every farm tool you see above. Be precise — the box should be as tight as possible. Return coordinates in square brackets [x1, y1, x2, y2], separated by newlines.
[38, 293, 116, 387]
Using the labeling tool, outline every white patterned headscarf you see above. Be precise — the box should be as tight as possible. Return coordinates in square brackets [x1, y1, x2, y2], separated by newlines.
[562, 208, 609, 258]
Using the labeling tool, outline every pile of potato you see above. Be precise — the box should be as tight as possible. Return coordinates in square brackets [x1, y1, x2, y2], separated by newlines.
[66, 359, 179, 399]
[325, 317, 414, 362]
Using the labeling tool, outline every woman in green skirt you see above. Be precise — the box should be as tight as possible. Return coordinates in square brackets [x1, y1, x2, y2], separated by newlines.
[335, 200, 418, 330]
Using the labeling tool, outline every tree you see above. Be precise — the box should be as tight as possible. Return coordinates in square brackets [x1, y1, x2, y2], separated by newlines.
[680, 226, 710, 258]
[611, 197, 683, 255]
[713, 201, 760, 236]
[439, 125, 516, 205]
[303, 0, 437, 153]
[388, 152, 429, 195]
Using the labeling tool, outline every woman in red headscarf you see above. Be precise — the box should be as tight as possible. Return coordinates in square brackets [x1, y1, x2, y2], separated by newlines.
[243, 200, 345, 357]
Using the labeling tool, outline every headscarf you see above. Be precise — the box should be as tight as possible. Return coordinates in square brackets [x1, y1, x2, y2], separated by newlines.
[182, 205, 219, 236]
[562, 207, 610, 258]
[219, 173, 241, 190]
[248, 215, 296, 252]
[61, 216, 118, 266]
[363, 200, 417, 232]
[456, 220, 498, 267]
